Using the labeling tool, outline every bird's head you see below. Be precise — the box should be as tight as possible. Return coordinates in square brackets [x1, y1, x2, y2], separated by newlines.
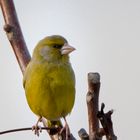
[32, 35, 75, 62]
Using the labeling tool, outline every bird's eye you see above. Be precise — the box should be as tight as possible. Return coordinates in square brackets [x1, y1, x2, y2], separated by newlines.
[53, 45, 62, 49]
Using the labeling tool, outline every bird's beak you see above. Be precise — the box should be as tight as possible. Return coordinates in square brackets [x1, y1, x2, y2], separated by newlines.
[61, 43, 76, 55]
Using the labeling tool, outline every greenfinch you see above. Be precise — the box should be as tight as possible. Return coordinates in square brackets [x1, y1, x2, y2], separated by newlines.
[23, 35, 75, 137]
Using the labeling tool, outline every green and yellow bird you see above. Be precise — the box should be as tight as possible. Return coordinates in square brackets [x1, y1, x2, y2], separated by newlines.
[23, 35, 75, 136]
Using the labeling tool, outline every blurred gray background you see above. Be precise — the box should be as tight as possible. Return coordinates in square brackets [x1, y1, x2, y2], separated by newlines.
[0, 0, 140, 139]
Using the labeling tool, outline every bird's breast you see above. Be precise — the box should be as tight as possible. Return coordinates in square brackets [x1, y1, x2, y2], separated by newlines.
[24, 61, 75, 120]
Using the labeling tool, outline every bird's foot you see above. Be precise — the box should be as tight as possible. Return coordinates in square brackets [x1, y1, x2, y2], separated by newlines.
[32, 125, 42, 136]
[32, 117, 42, 136]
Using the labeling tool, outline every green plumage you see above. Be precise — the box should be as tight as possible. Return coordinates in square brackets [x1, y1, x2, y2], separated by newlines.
[23, 35, 75, 122]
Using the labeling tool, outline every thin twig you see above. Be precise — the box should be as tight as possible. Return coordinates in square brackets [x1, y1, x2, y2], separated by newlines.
[86, 73, 101, 140]
[0, 127, 59, 135]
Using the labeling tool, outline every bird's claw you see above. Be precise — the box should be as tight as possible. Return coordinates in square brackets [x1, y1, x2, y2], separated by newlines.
[32, 125, 42, 136]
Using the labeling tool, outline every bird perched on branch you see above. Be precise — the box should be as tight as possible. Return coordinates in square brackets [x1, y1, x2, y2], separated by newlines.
[23, 35, 75, 139]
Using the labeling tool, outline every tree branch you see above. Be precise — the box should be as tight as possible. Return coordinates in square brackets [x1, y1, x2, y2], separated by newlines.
[86, 73, 101, 140]
[0, 0, 31, 74]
